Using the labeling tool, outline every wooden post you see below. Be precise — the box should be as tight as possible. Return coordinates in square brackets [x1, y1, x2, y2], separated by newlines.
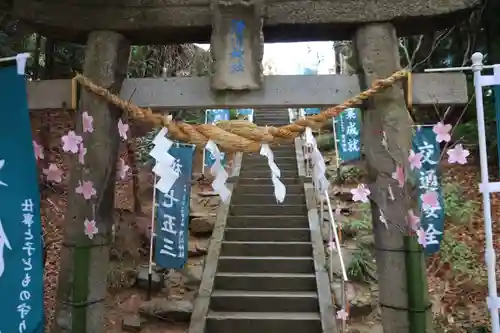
[53, 31, 130, 333]
[354, 23, 430, 333]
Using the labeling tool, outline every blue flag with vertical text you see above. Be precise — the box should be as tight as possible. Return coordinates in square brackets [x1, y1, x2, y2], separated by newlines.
[412, 127, 445, 254]
[0, 65, 44, 333]
[335, 108, 362, 162]
[155, 144, 194, 269]
[204, 109, 230, 169]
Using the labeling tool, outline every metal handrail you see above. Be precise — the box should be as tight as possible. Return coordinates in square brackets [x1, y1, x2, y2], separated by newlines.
[300, 133, 350, 328]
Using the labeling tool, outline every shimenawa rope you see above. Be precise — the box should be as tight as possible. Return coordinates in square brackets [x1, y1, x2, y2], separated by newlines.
[72, 70, 410, 153]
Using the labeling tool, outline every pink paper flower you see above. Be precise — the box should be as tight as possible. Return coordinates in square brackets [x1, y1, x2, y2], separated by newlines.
[417, 227, 427, 247]
[336, 308, 349, 321]
[392, 165, 405, 187]
[61, 130, 83, 154]
[447, 144, 470, 165]
[432, 122, 452, 143]
[78, 143, 87, 165]
[118, 119, 129, 140]
[33, 140, 44, 160]
[407, 209, 420, 231]
[43, 163, 63, 183]
[421, 191, 439, 208]
[82, 111, 94, 133]
[118, 158, 130, 180]
[327, 239, 336, 252]
[350, 184, 370, 203]
[408, 150, 422, 170]
[75, 180, 96, 200]
[84, 218, 98, 239]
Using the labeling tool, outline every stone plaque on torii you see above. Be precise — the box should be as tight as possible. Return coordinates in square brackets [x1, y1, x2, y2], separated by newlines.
[2, 0, 479, 333]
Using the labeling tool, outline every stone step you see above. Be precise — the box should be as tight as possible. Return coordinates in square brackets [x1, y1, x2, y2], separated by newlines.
[238, 177, 300, 185]
[206, 311, 321, 333]
[244, 150, 296, 158]
[239, 162, 297, 170]
[221, 241, 312, 257]
[259, 119, 290, 127]
[234, 184, 303, 195]
[256, 115, 290, 120]
[213, 272, 317, 292]
[224, 228, 310, 242]
[210, 290, 319, 313]
[229, 204, 307, 216]
[231, 194, 305, 205]
[239, 166, 298, 174]
[241, 155, 297, 164]
[217, 256, 314, 273]
[225, 215, 309, 228]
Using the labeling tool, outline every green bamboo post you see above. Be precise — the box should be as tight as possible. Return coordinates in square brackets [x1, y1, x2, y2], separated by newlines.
[405, 235, 430, 333]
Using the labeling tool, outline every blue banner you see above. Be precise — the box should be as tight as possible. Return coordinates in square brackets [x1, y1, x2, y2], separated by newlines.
[412, 127, 445, 254]
[304, 108, 320, 115]
[238, 108, 254, 123]
[204, 109, 230, 169]
[155, 144, 194, 269]
[0, 65, 44, 333]
[335, 108, 362, 162]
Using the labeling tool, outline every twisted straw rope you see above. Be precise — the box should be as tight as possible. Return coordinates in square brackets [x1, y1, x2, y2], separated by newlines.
[73, 70, 409, 153]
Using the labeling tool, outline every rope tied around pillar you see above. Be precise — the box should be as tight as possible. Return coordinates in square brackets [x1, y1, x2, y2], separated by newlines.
[72, 70, 410, 153]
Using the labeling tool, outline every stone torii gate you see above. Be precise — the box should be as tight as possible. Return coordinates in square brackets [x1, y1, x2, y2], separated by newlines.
[5, 0, 476, 332]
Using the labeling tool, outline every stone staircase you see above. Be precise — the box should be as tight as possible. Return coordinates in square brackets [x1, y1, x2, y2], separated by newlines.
[190, 109, 335, 333]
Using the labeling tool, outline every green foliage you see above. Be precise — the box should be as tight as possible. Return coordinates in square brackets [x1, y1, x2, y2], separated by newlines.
[135, 129, 158, 165]
[347, 245, 376, 282]
[442, 181, 479, 225]
[439, 233, 485, 282]
[330, 165, 366, 184]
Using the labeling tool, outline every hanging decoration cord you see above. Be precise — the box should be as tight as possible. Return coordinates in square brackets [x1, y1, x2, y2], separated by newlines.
[72, 70, 410, 153]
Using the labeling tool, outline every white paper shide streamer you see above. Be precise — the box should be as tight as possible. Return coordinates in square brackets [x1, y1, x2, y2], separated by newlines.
[205, 140, 230, 202]
[149, 128, 178, 194]
[260, 144, 286, 203]
[305, 128, 329, 197]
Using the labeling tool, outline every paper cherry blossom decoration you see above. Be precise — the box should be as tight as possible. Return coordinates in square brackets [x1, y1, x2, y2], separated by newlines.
[327, 239, 336, 252]
[118, 158, 130, 180]
[61, 130, 83, 154]
[408, 150, 422, 170]
[78, 143, 87, 165]
[350, 184, 370, 203]
[433, 122, 452, 143]
[76, 180, 96, 200]
[417, 227, 427, 247]
[407, 209, 420, 231]
[82, 111, 94, 133]
[118, 119, 129, 141]
[421, 191, 439, 208]
[84, 218, 98, 239]
[447, 144, 470, 165]
[43, 163, 63, 183]
[33, 140, 44, 160]
[336, 308, 349, 321]
[392, 165, 405, 187]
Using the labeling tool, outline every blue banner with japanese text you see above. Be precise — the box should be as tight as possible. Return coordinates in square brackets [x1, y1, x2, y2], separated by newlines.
[412, 127, 445, 254]
[204, 109, 230, 169]
[335, 108, 362, 162]
[0, 65, 44, 333]
[155, 144, 194, 269]
[238, 108, 254, 123]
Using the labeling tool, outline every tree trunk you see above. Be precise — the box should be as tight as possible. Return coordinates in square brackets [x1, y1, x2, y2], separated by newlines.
[354, 23, 415, 333]
[52, 31, 130, 333]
